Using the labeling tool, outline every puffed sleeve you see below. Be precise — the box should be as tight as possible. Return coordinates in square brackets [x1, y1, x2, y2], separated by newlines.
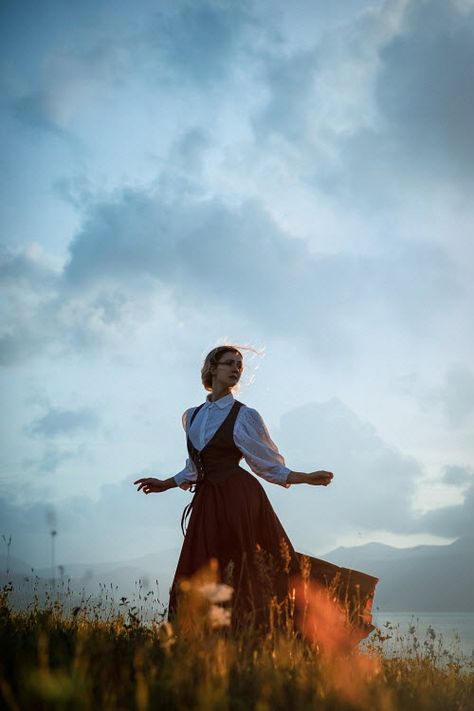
[173, 408, 198, 490]
[234, 407, 291, 487]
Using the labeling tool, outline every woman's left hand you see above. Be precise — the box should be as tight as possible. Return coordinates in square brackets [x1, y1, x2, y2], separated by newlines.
[287, 470, 334, 485]
[306, 470, 334, 486]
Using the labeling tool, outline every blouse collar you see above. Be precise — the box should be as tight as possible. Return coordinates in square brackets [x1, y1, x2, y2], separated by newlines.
[206, 392, 234, 409]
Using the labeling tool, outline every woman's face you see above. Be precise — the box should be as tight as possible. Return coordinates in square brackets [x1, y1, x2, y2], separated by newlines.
[212, 350, 244, 389]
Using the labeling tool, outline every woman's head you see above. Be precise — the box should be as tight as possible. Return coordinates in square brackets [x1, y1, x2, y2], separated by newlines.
[201, 346, 244, 391]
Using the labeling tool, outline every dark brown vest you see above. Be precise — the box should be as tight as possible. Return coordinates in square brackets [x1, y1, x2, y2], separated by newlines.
[181, 400, 245, 533]
[187, 400, 245, 484]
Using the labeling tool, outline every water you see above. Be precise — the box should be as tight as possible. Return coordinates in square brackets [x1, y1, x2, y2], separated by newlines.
[372, 612, 474, 659]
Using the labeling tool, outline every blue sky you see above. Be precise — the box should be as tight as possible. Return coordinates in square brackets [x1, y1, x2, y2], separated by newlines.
[1, 0, 473, 570]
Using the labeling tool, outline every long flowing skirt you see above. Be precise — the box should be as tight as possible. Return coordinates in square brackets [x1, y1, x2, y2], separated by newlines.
[169, 469, 378, 636]
[169, 468, 299, 627]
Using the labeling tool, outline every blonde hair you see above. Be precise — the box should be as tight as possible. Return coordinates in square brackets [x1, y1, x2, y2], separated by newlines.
[201, 345, 243, 392]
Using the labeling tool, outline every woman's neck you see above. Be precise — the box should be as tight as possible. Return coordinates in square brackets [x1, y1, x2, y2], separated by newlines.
[209, 386, 232, 402]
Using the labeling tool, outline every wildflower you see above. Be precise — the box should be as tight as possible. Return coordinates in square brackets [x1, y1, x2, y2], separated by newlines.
[159, 621, 176, 651]
[197, 582, 233, 604]
[208, 604, 231, 628]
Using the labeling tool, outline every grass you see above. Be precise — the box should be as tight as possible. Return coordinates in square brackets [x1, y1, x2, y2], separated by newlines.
[0, 570, 473, 711]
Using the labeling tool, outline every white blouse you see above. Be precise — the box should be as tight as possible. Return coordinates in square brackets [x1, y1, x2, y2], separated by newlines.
[173, 393, 290, 489]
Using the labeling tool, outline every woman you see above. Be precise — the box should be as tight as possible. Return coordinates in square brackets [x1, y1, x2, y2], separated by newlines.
[134, 345, 334, 628]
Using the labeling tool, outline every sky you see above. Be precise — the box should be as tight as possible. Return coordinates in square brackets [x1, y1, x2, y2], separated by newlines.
[1, 0, 473, 572]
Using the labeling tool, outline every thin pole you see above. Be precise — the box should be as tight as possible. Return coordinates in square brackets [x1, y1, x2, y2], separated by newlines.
[51, 530, 57, 593]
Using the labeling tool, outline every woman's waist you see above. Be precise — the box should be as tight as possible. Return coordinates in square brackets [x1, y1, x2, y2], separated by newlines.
[197, 465, 248, 485]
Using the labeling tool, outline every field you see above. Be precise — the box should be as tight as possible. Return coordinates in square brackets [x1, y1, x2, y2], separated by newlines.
[1, 570, 473, 711]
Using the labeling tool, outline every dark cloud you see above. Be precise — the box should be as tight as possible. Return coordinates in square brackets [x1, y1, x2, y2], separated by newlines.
[23, 445, 86, 474]
[0, 184, 463, 366]
[20, 402, 97, 474]
[0, 477, 186, 568]
[26, 404, 99, 438]
[374, 0, 474, 182]
[0, 496, 53, 540]
[5, 0, 473, 198]
[64, 190, 462, 345]
[253, 49, 315, 143]
[0, 242, 148, 365]
[2, 0, 263, 142]
[63, 192, 356, 357]
[12, 92, 70, 137]
[148, 0, 258, 86]
[0, 0, 469, 371]
[339, 0, 474, 198]
[0, 333, 41, 367]
[418, 482, 474, 539]
[0, 247, 60, 366]
[256, 0, 474, 198]
[0, 247, 58, 287]
[334, 0, 474, 200]
[443, 465, 473, 487]
[273, 398, 422, 545]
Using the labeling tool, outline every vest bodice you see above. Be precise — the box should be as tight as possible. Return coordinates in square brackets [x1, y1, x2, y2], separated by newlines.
[187, 400, 245, 485]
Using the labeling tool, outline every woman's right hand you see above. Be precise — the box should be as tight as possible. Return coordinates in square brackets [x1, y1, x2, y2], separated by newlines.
[134, 477, 172, 494]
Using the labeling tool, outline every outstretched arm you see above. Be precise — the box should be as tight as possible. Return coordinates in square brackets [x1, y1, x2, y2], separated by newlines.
[134, 477, 178, 494]
[235, 408, 334, 488]
[135, 408, 199, 495]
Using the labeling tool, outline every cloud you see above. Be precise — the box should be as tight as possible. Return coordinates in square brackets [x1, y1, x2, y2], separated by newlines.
[5, 395, 470, 570]
[443, 465, 473, 487]
[0, 244, 59, 287]
[272, 399, 474, 551]
[254, 2, 404, 164]
[5, 0, 474, 205]
[26, 404, 99, 438]
[63, 189, 463, 345]
[256, 0, 474, 198]
[1, 182, 463, 367]
[0, 477, 186, 568]
[0, 241, 155, 365]
[418, 481, 474, 539]
[272, 398, 423, 547]
[23, 445, 87, 475]
[0, 245, 61, 366]
[147, 0, 259, 86]
[3, 0, 263, 144]
[2, 0, 138, 136]
[12, 92, 71, 137]
[422, 365, 474, 428]
[374, 0, 474, 183]
[18, 400, 97, 475]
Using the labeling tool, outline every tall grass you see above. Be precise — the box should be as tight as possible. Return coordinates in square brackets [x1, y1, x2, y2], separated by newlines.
[0, 568, 473, 711]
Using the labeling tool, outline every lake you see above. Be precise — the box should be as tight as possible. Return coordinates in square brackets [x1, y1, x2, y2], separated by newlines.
[371, 612, 474, 659]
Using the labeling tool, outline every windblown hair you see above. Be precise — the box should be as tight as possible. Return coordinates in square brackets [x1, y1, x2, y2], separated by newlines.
[201, 345, 243, 392]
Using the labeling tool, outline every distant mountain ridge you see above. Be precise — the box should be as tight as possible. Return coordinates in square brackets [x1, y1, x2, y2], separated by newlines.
[2, 537, 473, 611]
[321, 536, 474, 611]
[0, 549, 180, 609]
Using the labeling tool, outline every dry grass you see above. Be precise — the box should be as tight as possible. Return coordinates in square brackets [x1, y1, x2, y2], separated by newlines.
[0, 569, 473, 711]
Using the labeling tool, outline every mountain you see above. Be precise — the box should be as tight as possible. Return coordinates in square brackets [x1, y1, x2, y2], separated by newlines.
[321, 536, 474, 611]
[0, 554, 33, 575]
[2, 537, 473, 612]
[0, 549, 181, 613]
